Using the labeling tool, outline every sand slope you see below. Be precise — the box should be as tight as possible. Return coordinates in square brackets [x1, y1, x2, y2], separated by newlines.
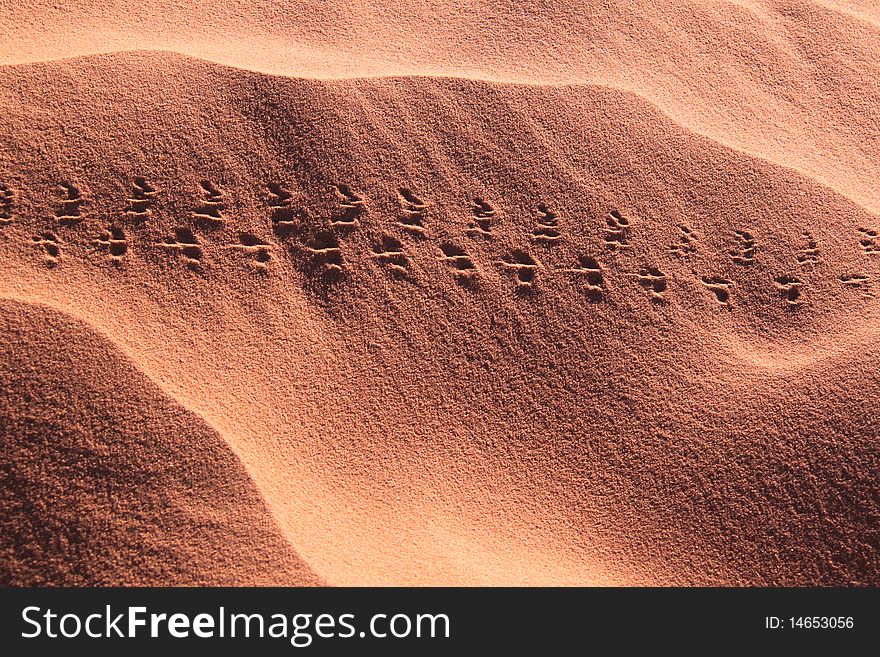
[1, 4, 879, 586]
[0, 299, 321, 586]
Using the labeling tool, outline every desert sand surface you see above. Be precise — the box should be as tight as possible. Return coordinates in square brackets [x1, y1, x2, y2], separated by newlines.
[0, 1, 878, 586]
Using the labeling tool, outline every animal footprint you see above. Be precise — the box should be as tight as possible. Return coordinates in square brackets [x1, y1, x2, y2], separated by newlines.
[331, 184, 365, 228]
[796, 232, 820, 269]
[439, 242, 477, 286]
[396, 188, 426, 235]
[159, 227, 203, 267]
[562, 255, 605, 302]
[840, 273, 870, 288]
[499, 250, 538, 294]
[55, 182, 85, 224]
[267, 182, 305, 233]
[775, 275, 803, 307]
[839, 273, 872, 299]
[466, 198, 495, 238]
[603, 210, 630, 249]
[192, 181, 226, 225]
[32, 231, 61, 265]
[637, 267, 667, 303]
[371, 234, 410, 278]
[531, 204, 561, 244]
[0, 183, 14, 226]
[857, 227, 879, 255]
[303, 231, 344, 277]
[670, 224, 697, 256]
[730, 229, 756, 265]
[94, 225, 128, 262]
[125, 177, 158, 221]
[230, 233, 273, 268]
[701, 276, 733, 305]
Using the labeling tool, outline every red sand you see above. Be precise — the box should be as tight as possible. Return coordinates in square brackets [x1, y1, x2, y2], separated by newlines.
[0, 2, 878, 586]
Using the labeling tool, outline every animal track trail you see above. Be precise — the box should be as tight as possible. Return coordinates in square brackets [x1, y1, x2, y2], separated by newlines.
[561, 255, 605, 302]
[669, 224, 697, 256]
[857, 227, 879, 255]
[730, 229, 756, 265]
[396, 188, 427, 236]
[466, 198, 495, 238]
[331, 184, 365, 228]
[94, 225, 128, 262]
[55, 182, 85, 224]
[796, 232, 820, 270]
[159, 227, 203, 267]
[0, 183, 14, 226]
[775, 275, 804, 308]
[303, 231, 345, 278]
[32, 231, 61, 265]
[230, 232, 273, 268]
[637, 267, 667, 303]
[701, 276, 733, 305]
[531, 204, 561, 244]
[603, 210, 630, 249]
[192, 181, 227, 226]
[499, 249, 539, 295]
[439, 242, 478, 287]
[125, 177, 159, 221]
[371, 234, 410, 278]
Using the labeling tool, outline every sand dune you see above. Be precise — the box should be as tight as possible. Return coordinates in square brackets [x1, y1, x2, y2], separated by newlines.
[3, 0, 879, 213]
[1, 3, 878, 586]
